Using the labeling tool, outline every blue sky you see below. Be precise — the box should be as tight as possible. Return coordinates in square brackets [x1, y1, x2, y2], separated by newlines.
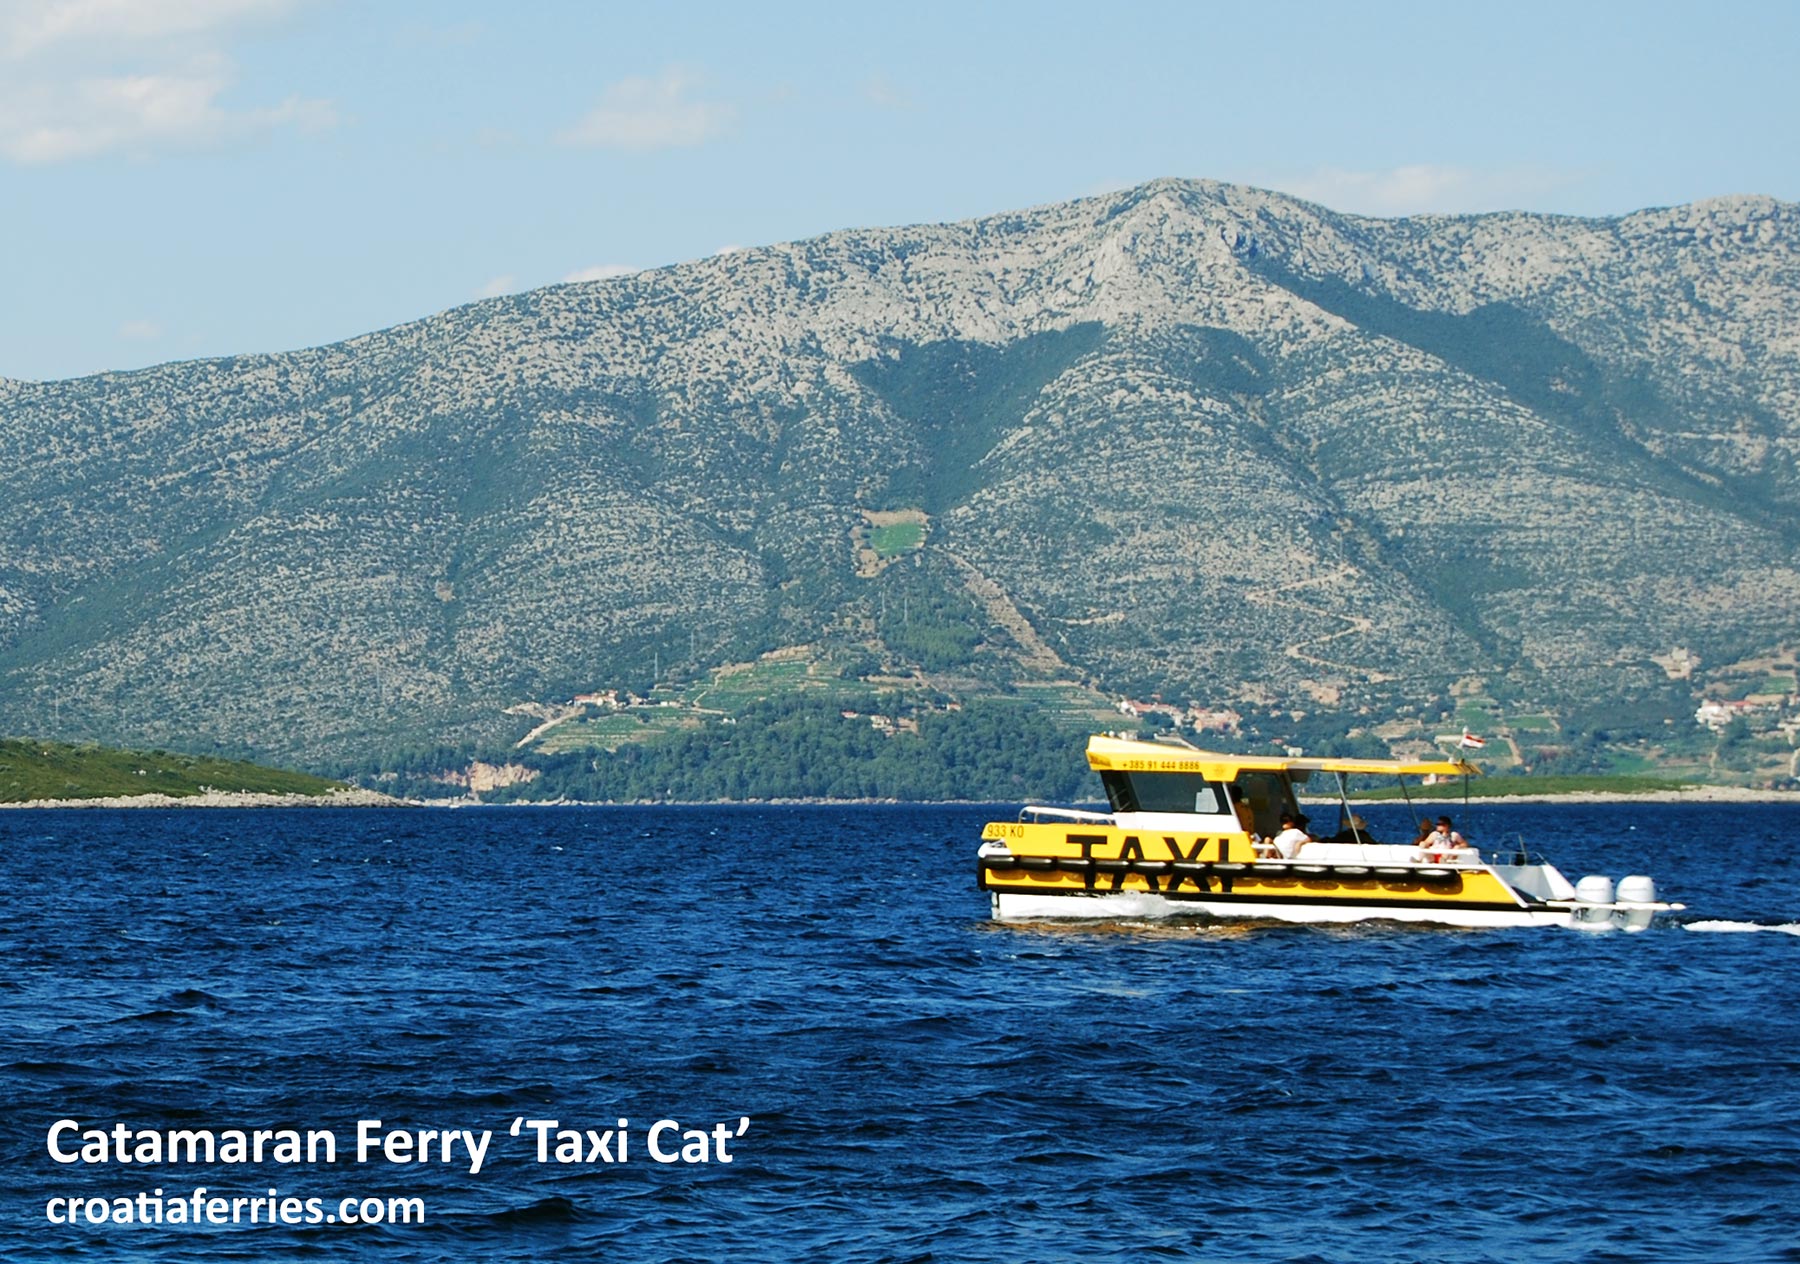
[2, 0, 1796, 382]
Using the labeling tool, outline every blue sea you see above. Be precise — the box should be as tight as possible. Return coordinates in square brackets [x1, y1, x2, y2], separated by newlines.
[2, 801, 1797, 1262]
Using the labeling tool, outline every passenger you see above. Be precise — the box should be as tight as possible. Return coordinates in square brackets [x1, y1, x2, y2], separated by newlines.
[1327, 814, 1372, 845]
[1416, 816, 1474, 863]
[1232, 786, 1268, 855]
[1434, 816, 1477, 862]
[1231, 790, 1259, 838]
[1268, 813, 1311, 860]
[1411, 819, 1437, 862]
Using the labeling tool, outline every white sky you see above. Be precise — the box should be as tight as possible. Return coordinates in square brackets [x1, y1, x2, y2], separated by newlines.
[2, 0, 1796, 381]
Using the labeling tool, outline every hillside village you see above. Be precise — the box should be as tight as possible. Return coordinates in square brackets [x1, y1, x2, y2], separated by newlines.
[382, 630, 1797, 799]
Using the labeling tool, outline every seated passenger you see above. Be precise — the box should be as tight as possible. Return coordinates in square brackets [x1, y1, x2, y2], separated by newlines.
[1416, 816, 1475, 863]
[1433, 815, 1477, 862]
[1232, 794, 1259, 838]
[1411, 819, 1438, 861]
[1268, 813, 1312, 860]
[1233, 790, 1270, 854]
[1327, 814, 1372, 845]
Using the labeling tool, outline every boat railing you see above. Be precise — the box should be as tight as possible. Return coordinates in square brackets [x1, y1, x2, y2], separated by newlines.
[1018, 804, 1114, 824]
[1287, 840, 1481, 865]
[1253, 840, 1492, 879]
[1495, 834, 1550, 867]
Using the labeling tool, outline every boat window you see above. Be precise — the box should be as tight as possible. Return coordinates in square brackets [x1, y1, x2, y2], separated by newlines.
[1232, 771, 1298, 837]
[1100, 771, 1227, 815]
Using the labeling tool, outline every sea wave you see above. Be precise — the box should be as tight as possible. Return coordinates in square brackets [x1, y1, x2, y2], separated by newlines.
[3, 801, 1798, 1263]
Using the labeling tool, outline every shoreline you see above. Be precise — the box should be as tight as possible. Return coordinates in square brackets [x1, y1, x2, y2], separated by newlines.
[0, 787, 405, 810]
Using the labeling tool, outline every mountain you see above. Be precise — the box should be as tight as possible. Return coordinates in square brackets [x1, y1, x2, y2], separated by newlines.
[2, 178, 1797, 769]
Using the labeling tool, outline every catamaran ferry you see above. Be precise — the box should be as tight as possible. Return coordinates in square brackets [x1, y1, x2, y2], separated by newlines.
[978, 735, 1682, 930]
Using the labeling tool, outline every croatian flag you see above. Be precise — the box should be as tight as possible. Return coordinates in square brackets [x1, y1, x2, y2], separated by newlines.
[1460, 730, 1487, 749]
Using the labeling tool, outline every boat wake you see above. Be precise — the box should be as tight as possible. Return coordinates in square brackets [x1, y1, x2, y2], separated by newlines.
[1683, 919, 1800, 936]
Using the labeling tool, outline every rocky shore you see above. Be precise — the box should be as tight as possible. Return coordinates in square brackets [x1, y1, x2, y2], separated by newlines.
[6, 786, 1795, 810]
[0, 787, 405, 809]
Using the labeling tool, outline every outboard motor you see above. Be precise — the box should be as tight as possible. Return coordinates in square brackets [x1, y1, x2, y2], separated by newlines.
[1615, 874, 1658, 933]
[1572, 874, 1616, 930]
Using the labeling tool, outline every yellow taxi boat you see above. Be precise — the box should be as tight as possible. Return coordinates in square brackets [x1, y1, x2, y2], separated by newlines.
[978, 735, 1682, 930]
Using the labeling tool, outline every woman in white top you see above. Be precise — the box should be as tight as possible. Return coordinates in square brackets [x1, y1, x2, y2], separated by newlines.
[1419, 815, 1476, 862]
[1268, 813, 1312, 860]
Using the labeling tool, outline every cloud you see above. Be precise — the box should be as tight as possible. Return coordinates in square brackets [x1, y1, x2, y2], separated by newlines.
[0, 0, 334, 163]
[0, 0, 295, 57]
[861, 73, 910, 111]
[118, 318, 161, 340]
[562, 264, 640, 283]
[0, 58, 335, 161]
[1265, 163, 1587, 217]
[476, 274, 517, 299]
[558, 67, 733, 152]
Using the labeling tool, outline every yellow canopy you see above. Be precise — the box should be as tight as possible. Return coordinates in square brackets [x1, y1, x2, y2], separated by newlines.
[1084, 734, 1480, 781]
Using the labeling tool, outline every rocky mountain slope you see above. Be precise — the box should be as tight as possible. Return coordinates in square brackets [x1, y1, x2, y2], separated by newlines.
[2, 179, 1796, 764]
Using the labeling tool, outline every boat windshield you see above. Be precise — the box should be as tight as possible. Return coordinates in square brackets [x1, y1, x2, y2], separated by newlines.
[1100, 770, 1228, 815]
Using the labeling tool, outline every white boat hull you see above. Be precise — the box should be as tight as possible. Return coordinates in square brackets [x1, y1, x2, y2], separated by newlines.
[990, 888, 1574, 928]
[987, 888, 1664, 930]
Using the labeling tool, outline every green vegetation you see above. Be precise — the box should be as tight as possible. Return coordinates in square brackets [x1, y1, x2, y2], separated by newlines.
[869, 522, 925, 556]
[687, 656, 845, 708]
[1349, 773, 1692, 801]
[534, 710, 708, 754]
[873, 569, 985, 672]
[1008, 682, 1123, 729]
[851, 324, 1108, 513]
[326, 644, 1782, 801]
[0, 738, 346, 803]
[502, 695, 1099, 802]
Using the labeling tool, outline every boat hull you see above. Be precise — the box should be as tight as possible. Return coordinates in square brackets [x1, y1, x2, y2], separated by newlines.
[988, 887, 1574, 929]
